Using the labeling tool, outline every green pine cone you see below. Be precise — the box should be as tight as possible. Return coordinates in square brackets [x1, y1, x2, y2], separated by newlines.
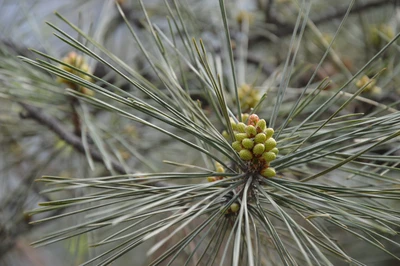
[254, 133, 267, 143]
[261, 167, 276, 178]
[245, 125, 257, 137]
[239, 149, 253, 161]
[242, 138, 254, 149]
[262, 151, 276, 162]
[264, 138, 277, 151]
[253, 143, 265, 155]
[235, 133, 247, 142]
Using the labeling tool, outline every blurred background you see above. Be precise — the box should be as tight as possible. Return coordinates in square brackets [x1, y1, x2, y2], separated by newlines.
[1, 0, 399, 265]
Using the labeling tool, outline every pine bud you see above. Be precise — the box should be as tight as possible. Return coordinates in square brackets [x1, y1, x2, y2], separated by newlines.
[236, 122, 246, 133]
[254, 133, 266, 143]
[254, 133, 267, 143]
[215, 162, 225, 173]
[230, 118, 237, 131]
[234, 133, 247, 142]
[242, 138, 254, 149]
[241, 113, 249, 123]
[239, 149, 253, 161]
[261, 167, 276, 178]
[270, 147, 279, 155]
[232, 141, 242, 152]
[248, 114, 260, 126]
[256, 119, 266, 132]
[265, 128, 274, 138]
[245, 125, 257, 137]
[262, 151, 276, 162]
[207, 176, 217, 182]
[230, 203, 240, 213]
[253, 143, 265, 155]
[264, 138, 277, 151]
[222, 130, 229, 139]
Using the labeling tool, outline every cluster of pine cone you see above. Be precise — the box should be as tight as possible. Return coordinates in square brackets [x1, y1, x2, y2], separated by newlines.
[231, 114, 278, 178]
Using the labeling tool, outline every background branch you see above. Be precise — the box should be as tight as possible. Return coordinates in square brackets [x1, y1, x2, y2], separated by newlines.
[18, 102, 171, 188]
[19, 102, 127, 174]
[250, 0, 394, 45]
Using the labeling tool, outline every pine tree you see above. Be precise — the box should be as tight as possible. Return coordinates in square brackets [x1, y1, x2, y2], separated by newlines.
[1, 0, 400, 265]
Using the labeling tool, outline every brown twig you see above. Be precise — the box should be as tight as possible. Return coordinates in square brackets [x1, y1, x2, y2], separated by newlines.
[312, 0, 395, 26]
[250, 0, 394, 45]
[18, 102, 171, 187]
[19, 102, 127, 174]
